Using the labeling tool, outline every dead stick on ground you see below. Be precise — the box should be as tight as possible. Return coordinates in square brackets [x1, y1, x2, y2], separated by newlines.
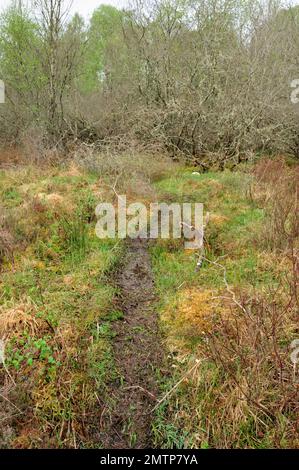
[0, 392, 23, 414]
[123, 385, 157, 400]
[202, 256, 248, 315]
[151, 360, 201, 412]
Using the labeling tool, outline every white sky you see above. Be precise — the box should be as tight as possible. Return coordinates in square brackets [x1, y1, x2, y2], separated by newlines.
[0, 0, 129, 19]
[1, 0, 299, 20]
[68, 0, 129, 18]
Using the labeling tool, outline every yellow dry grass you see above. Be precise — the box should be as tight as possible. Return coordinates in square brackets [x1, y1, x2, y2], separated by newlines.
[209, 213, 229, 226]
[60, 162, 82, 178]
[0, 298, 42, 338]
[176, 288, 230, 332]
[162, 288, 231, 353]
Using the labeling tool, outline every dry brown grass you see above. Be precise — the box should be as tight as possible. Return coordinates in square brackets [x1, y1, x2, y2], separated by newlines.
[154, 157, 299, 448]
[0, 208, 16, 266]
[74, 146, 178, 185]
[163, 251, 299, 448]
[162, 288, 231, 353]
[0, 298, 46, 339]
[0, 228, 14, 264]
[198, 205, 299, 447]
[251, 157, 299, 250]
[0, 146, 25, 168]
[202, 260, 299, 446]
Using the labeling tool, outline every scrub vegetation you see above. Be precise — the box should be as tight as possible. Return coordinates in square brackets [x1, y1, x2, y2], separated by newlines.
[0, 0, 298, 449]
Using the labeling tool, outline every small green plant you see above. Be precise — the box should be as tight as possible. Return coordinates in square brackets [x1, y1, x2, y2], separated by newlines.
[104, 310, 124, 321]
[6, 334, 60, 372]
[3, 187, 22, 206]
[60, 214, 89, 263]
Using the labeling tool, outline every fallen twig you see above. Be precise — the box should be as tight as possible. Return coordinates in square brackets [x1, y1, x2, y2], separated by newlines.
[123, 385, 157, 400]
[151, 359, 201, 412]
[202, 256, 248, 315]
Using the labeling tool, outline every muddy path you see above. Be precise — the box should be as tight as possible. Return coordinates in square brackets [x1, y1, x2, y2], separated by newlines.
[100, 238, 164, 449]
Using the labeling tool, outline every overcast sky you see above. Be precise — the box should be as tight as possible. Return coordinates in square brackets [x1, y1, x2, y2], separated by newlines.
[1, 0, 299, 20]
[0, 0, 129, 19]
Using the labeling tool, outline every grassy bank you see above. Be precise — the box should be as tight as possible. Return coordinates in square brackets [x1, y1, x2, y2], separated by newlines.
[0, 164, 124, 447]
[150, 161, 298, 448]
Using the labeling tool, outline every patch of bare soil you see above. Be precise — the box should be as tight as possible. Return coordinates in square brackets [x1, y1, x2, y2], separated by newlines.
[100, 238, 164, 449]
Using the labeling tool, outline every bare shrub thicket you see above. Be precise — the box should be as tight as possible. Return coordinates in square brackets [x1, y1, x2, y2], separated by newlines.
[78, 0, 299, 161]
[1, 0, 299, 161]
[0, 0, 84, 148]
[73, 144, 176, 200]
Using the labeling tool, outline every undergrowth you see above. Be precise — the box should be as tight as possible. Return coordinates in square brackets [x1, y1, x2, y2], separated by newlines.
[0, 162, 124, 448]
[0, 154, 298, 449]
[151, 158, 299, 449]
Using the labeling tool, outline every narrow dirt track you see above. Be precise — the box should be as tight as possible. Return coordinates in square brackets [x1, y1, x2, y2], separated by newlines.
[100, 238, 163, 449]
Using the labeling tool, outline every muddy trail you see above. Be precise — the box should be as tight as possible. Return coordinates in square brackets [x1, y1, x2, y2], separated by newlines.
[100, 238, 164, 449]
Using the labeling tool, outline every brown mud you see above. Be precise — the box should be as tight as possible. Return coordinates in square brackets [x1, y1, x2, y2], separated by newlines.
[99, 238, 164, 449]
